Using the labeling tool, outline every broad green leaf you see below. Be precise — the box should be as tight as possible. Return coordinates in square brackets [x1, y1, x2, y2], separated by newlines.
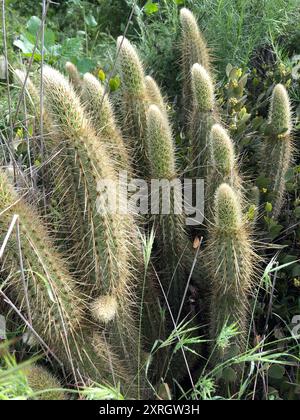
[76, 58, 96, 74]
[26, 16, 41, 35]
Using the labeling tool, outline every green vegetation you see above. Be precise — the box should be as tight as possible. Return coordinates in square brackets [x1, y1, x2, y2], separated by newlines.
[0, 0, 299, 401]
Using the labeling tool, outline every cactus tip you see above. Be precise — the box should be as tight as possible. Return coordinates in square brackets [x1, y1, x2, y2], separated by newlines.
[215, 183, 242, 230]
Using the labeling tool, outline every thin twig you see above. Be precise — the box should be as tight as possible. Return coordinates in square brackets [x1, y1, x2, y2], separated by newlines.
[15, 217, 33, 325]
[1, 0, 15, 178]
[0, 289, 63, 367]
[176, 237, 203, 326]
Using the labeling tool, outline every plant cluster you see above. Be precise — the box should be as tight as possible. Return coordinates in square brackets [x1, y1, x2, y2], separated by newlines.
[0, 6, 299, 400]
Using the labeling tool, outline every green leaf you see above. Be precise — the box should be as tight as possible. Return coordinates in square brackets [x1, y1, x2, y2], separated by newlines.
[76, 58, 95, 74]
[13, 36, 35, 54]
[292, 264, 300, 277]
[239, 74, 248, 89]
[84, 14, 97, 27]
[229, 67, 242, 81]
[226, 63, 233, 78]
[247, 204, 257, 221]
[26, 16, 41, 35]
[144, 0, 159, 15]
[294, 207, 300, 219]
[60, 37, 83, 59]
[44, 29, 56, 47]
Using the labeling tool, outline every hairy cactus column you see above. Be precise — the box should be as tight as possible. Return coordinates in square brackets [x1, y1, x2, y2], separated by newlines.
[146, 104, 194, 320]
[207, 184, 256, 380]
[0, 170, 128, 387]
[117, 37, 149, 175]
[180, 8, 211, 118]
[14, 70, 87, 258]
[65, 62, 82, 93]
[207, 124, 241, 215]
[81, 72, 131, 172]
[145, 75, 168, 117]
[188, 63, 218, 180]
[42, 66, 143, 382]
[262, 84, 293, 219]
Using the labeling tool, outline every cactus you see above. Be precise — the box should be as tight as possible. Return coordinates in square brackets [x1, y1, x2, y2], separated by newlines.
[81, 72, 131, 172]
[188, 63, 218, 180]
[117, 37, 149, 174]
[262, 84, 293, 219]
[42, 65, 144, 379]
[146, 104, 194, 319]
[5, 13, 297, 400]
[24, 365, 66, 400]
[145, 75, 168, 117]
[207, 184, 256, 377]
[207, 123, 241, 215]
[0, 170, 83, 345]
[180, 8, 211, 117]
[65, 62, 82, 93]
[14, 70, 86, 257]
[0, 170, 130, 387]
[1, 167, 141, 392]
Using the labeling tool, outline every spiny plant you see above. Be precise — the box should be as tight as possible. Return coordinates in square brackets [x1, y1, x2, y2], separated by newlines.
[207, 123, 241, 214]
[180, 7, 212, 118]
[117, 36, 149, 175]
[65, 61, 82, 93]
[0, 170, 129, 388]
[16, 66, 161, 395]
[23, 365, 66, 400]
[41, 65, 143, 379]
[146, 104, 194, 321]
[261, 84, 293, 219]
[188, 63, 218, 180]
[1, 6, 297, 400]
[145, 75, 168, 117]
[0, 170, 83, 348]
[14, 69, 86, 252]
[206, 183, 257, 381]
[81, 72, 131, 172]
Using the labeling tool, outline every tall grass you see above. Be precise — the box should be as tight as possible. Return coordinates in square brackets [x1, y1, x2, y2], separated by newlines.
[132, 0, 300, 92]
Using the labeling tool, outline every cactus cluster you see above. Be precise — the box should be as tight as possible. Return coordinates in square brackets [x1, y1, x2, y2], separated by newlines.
[0, 7, 296, 399]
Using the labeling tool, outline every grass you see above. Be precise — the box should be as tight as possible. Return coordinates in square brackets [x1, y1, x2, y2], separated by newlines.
[127, 0, 300, 96]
